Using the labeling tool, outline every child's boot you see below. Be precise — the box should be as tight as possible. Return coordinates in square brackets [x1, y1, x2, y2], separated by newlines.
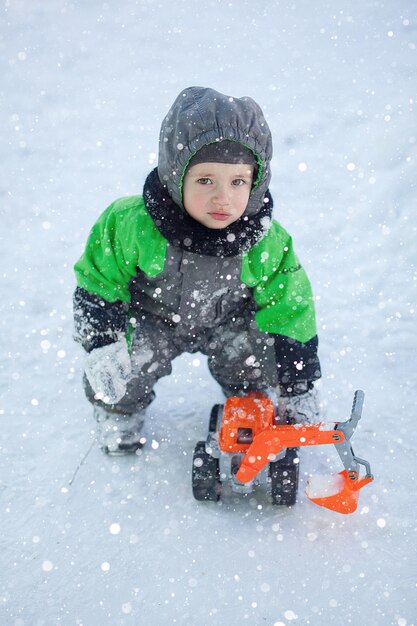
[94, 406, 146, 455]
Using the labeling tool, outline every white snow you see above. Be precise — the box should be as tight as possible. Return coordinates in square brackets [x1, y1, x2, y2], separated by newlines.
[1, 1, 416, 625]
[305, 473, 346, 499]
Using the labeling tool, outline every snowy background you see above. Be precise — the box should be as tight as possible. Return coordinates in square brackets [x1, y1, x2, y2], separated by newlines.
[1, 0, 416, 624]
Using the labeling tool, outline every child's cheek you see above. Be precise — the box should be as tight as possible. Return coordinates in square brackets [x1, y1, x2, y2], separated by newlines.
[194, 192, 208, 210]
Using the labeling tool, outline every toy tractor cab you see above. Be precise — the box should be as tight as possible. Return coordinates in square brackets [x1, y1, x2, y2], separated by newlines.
[192, 390, 373, 514]
[192, 392, 299, 506]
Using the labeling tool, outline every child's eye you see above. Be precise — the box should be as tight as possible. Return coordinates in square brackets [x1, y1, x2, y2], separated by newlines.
[231, 178, 247, 186]
[196, 177, 212, 185]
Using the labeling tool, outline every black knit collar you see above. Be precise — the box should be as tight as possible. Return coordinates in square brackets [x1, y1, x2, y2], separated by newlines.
[143, 168, 273, 257]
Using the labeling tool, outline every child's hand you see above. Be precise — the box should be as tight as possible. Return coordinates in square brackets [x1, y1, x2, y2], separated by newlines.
[84, 337, 132, 404]
[277, 385, 321, 425]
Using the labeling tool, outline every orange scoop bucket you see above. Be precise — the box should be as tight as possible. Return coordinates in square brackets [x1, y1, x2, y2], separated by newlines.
[305, 469, 374, 514]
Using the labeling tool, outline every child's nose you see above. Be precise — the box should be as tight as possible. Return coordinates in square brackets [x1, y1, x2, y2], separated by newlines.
[212, 186, 230, 205]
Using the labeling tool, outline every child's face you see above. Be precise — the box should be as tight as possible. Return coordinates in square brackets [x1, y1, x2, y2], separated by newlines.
[182, 162, 254, 229]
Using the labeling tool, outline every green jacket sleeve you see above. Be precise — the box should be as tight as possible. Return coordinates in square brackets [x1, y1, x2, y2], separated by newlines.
[241, 220, 317, 343]
[74, 196, 167, 303]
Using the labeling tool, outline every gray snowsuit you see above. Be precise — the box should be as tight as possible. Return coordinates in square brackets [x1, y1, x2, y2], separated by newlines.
[74, 87, 321, 416]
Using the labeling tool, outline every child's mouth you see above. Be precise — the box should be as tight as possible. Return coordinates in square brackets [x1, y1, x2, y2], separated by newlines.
[208, 212, 231, 221]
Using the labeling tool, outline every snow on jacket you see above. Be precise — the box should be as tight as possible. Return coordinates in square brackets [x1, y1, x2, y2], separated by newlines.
[73, 87, 321, 385]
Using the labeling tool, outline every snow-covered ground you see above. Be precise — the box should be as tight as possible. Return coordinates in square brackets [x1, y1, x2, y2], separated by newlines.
[1, 1, 416, 624]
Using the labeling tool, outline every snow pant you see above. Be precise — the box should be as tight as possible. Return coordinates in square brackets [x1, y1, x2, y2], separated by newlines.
[83, 309, 278, 416]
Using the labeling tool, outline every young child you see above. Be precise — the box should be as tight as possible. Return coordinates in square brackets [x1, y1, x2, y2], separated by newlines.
[73, 86, 321, 454]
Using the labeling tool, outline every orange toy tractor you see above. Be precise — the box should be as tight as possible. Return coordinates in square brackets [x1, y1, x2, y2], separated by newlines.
[192, 390, 373, 514]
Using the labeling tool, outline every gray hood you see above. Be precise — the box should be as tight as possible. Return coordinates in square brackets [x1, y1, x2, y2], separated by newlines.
[157, 86, 273, 217]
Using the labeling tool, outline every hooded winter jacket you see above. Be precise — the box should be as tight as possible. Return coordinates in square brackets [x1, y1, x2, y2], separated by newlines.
[73, 87, 321, 388]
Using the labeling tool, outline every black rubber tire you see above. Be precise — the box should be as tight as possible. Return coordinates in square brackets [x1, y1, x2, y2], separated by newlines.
[269, 448, 299, 506]
[209, 404, 223, 432]
[192, 441, 221, 502]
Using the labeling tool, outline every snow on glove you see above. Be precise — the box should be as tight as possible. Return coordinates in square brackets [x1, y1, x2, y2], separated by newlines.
[277, 385, 321, 424]
[85, 336, 132, 405]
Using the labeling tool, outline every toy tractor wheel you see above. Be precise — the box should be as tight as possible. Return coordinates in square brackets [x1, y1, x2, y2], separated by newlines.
[192, 441, 221, 502]
[209, 403, 223, 432]
[269, 448, 299, 506]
